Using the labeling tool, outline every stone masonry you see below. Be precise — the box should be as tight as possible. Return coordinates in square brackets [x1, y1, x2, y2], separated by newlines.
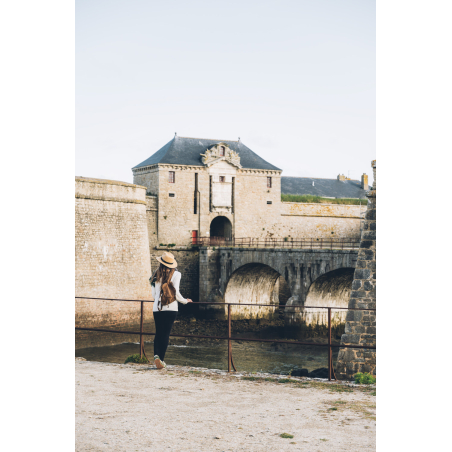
[75, 177, 153, 348]
[336, 161, 376, 380]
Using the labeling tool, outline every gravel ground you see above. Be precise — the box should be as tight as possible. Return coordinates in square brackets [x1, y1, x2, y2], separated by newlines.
[75, 358, 375, 452]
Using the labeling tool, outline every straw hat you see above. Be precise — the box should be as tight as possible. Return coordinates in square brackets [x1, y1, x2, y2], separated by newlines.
[156, 251, 177, 268]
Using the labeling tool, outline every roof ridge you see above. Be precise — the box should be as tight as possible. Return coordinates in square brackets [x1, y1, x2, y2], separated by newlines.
[178, 136, 239, 143]
[282, 176, 359, 182]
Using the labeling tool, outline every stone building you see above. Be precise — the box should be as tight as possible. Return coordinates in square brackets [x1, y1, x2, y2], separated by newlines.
[132, 135, 369, 248]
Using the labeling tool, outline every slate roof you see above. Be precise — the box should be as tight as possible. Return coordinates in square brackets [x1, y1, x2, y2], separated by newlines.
[133, 136, 281, 171]
[281, 177, 367, 199]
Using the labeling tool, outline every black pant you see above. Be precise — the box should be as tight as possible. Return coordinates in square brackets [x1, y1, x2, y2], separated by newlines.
[153, 311, 177, 361]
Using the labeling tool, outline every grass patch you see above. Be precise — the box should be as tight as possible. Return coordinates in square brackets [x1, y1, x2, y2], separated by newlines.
[189, 371, 202, 375]
[281, 194, 368, 205]
[328, 407, 338, 411]
[241, 376, 258, 381]
[278, 379, 293, 384]
[354, 372, 376, 384]
[280, 433, 294, 439]
[320, 438, 329, 441]
[329, 385, 353, 393]
[124, 354, 149, 364]
[264, 377, 278, 382]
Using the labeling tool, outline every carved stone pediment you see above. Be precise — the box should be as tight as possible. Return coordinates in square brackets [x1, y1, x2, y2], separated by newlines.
[200, 143, 242, 168]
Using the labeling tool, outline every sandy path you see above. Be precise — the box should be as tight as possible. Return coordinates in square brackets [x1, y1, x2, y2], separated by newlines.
[75, 359, 375, 452]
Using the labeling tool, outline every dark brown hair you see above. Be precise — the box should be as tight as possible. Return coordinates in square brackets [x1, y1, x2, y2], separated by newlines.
[155, 263, 175, 286]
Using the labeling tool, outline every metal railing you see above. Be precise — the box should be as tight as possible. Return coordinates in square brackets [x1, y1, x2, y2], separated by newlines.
[192, 237, 361, 250]
[75, 297, 376, 380]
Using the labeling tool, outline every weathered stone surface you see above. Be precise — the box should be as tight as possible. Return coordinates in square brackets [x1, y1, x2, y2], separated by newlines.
[336, 161, 376, 381]
[75, 178, 153, 348]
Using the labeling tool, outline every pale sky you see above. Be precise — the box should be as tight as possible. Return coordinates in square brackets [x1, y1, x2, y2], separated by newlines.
[76, 0, 375, 184]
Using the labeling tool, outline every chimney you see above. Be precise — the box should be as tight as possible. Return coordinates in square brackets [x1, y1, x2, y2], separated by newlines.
[361, 173, 369, 190]
[337, 174, 345, 181]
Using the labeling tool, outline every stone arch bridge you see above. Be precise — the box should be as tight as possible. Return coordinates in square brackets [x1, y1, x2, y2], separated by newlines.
[199, 247, 358, 326]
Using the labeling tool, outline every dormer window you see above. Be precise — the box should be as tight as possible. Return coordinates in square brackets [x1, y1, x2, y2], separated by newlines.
[219, 146, 225, 156]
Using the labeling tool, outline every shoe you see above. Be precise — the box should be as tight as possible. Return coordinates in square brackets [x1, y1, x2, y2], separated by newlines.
[154, 355, 166, 369]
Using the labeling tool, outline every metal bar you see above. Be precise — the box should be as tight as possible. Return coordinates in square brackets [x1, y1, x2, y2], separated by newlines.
[140, 301, 144, 359]
[75, 327, 375, 349]
[328, 307, 332, 381]
[228, 304, 232, 372]
[75, 297, 375, 311]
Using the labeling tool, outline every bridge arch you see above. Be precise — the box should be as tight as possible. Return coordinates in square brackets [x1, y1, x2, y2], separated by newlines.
[224, 263, 282, 319]
[302, 267, 355, 327]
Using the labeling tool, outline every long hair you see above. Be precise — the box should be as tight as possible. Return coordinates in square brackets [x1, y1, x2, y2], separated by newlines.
[155, 263, 175, 286]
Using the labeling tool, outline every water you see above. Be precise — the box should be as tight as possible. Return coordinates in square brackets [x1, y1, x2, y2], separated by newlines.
[75, 340, 340, 375]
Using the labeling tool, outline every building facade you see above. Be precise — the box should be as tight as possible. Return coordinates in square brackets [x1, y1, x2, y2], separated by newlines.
[133, 135, 369, 248]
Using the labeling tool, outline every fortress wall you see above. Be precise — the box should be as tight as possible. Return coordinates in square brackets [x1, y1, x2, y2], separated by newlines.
[263, 202, 366, 239]
[146, 196, 159, 250]
[156, 166, 206, 245]
[133, 166, 160, 196]
[233, 171, 282, 238]
[75, 177, 153, 348]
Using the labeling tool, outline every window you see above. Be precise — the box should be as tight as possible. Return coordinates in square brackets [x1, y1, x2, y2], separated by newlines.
[267, 177, 272, 188]
[169, 171, 175, 183]
[194, 173, 198, 214]
[169, 193, 175, 197]
[267, 201, 272, 204]
[219, 146, 225, 156]
[219, 176, 225, 183]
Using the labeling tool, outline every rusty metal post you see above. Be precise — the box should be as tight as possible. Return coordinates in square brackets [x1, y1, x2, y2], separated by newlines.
[228, 304, 232, 372]
[140, 301, 144, 359]
[328, 307, 332, 381]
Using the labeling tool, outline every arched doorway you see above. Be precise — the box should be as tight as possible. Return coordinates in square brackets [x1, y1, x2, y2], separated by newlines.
[210, 216, 232, 244]
[224, 263, 281, 320]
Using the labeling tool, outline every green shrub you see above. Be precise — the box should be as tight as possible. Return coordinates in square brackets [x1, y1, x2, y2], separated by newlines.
[281, 194, 368, 205]
[124, 354, 150, 364]
[280, 433, 294, 439]
[354, 372, 376, 385]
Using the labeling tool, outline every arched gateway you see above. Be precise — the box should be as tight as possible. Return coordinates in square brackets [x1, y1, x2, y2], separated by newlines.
[209, 216, 232, 243]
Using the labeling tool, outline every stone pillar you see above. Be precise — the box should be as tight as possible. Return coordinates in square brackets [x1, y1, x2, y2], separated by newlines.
[336, 160, 376, 380]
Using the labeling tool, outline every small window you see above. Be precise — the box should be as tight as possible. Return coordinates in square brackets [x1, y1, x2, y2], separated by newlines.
[219, 146, 225, 156]
[219, 176, 225, 183]
[169, 193, 175, 197]
[267, 201, 272, 204]
[267, 177, 272, 188]
[169, 171, 175, 183]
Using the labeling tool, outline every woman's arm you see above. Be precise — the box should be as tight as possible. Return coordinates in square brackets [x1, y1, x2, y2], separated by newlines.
[172, 272, 190, 304]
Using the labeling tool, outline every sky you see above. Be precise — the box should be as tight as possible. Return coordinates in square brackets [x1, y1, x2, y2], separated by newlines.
[76, 0, 375, 184]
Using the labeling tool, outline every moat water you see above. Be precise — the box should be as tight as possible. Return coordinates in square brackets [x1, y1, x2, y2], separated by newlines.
[75, 340, 341, 375]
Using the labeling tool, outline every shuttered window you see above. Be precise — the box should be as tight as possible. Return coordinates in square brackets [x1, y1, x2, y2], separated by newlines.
[169, 171, 175, 183]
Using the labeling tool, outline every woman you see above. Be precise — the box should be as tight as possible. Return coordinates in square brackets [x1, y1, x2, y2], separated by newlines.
[151, 251, 192, 369]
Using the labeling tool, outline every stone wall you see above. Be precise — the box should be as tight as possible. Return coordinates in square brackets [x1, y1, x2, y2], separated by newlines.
[146, 196, 159, 250]
[336, 161, 376, 380]
[75, 177, 153, 348]
[275, 202, 365, 239]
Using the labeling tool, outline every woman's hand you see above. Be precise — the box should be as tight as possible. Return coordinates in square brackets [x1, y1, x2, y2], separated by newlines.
[186, 299, 193, 303]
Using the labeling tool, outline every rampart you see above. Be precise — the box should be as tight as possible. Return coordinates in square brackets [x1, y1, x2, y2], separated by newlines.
[75, 177, 153, 348]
